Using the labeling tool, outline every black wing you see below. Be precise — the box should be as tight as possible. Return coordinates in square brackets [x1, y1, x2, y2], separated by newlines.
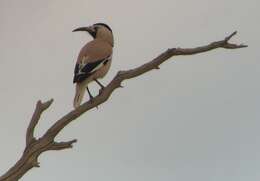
[73, 57, 110, 83]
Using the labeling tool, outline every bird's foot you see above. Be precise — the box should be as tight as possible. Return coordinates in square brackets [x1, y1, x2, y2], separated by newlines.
[89, 95, 94, 102]
[98, 87, 105, 95]
[87, 86, 96, 104]
[88, 96, 99, 109]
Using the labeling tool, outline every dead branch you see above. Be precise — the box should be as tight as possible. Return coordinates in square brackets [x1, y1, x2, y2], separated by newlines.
[0, 31, 247, 181]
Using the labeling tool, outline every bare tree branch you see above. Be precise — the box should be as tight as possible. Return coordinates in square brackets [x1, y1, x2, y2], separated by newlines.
[0, 32, 247, 181]
[50, 139, 78, 151]
[26, 99, 54, 146]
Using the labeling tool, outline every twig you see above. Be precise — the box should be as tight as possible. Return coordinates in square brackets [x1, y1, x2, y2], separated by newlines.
[26, 99, 53, 146]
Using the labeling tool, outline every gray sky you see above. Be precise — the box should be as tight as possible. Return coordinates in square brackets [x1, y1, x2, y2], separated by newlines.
[0, 0, 259, 180]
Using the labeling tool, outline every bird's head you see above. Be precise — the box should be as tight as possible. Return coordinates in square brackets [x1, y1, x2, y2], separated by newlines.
[73, 23, 114, 46]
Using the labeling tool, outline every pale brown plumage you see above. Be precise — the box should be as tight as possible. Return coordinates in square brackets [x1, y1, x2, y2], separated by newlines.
[73, 23, 114, 108]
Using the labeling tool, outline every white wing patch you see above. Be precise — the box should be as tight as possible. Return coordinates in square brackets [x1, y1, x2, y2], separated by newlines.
[88, 55, 112, 73]
[90, 61, 105, 73]
[77, 56, 89, 75]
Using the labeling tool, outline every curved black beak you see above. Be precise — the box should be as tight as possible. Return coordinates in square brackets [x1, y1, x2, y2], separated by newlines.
[72, 27, 90, 32]
[72, 26, 96, 38]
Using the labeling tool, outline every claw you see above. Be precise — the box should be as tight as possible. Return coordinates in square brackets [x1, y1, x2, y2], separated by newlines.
[99, 88, 104, 95]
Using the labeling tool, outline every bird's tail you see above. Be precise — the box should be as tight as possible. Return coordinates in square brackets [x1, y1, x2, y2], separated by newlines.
[73, 83, 85, 108]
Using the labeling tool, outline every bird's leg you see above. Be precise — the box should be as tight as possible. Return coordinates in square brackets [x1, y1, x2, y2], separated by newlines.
[87, 86, 98, 109]
[86, 86, 94, 100]
[94, 79, 105, 89]
[94, 79, 105, 94]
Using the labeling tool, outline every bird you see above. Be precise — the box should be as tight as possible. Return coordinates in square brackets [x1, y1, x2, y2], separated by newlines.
[72, 23, 114, 108]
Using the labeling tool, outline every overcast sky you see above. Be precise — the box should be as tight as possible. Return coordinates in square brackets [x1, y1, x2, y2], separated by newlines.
[0, 0, 259, 181]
